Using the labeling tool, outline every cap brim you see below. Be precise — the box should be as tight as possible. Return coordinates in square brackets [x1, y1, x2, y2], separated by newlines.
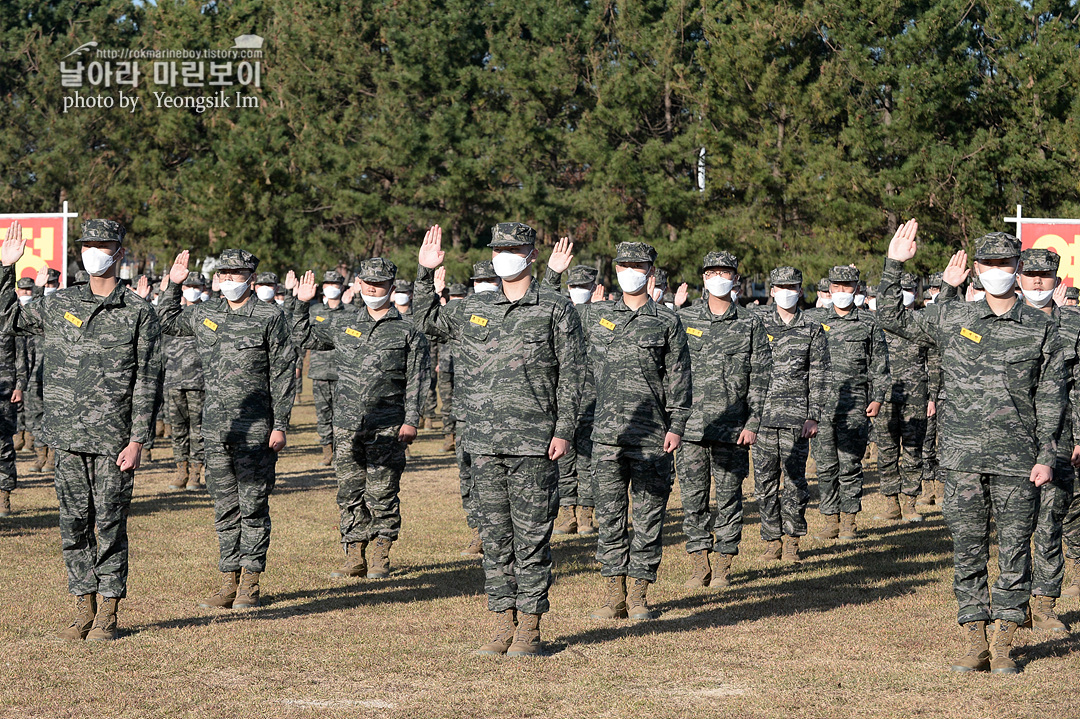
[974, 251, 1020, 260]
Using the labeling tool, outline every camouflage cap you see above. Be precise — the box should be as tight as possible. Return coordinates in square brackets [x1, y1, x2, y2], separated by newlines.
[183, 272, 207, 287]
[653, 268, 668, 288]
[255, 271, 278, 286]
[1020, 248, 1060, 273]
[817, 278, 830, 293]
[216, 248, 259, 272]
[614, 242, 657, 264]
[900, 272, 918, 291]
[448, 283, 468, 296]
[357, 257, 397, 283]
[770, 266, 803, 286]
[16, 278, 34, 290]
[46, 268, 60, 283]
[72, 270, 90, 286]
[77, 218, 125, 245]
[487, 222, 537, 248]
[393, 279, 413, 293]
[567, 265, 598, 286]
[829, 265, 860, 283]
[927, 271, 943, 288]
[471, 260, 497, 280]
[702, 251, 738, 271]
[974, 231, 1021, 260]
[1066, 286, 1079, 300]
[322, 270, 345, 284]
[865, 285, 877, 298]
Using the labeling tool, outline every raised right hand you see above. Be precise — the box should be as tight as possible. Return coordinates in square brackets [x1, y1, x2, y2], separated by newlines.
[887, 218, 918, 263]
[170, 250, 191, 285]
[418, 225, 445, 269]
[296, 270, 317, 303]
[1, 222, 26, 268]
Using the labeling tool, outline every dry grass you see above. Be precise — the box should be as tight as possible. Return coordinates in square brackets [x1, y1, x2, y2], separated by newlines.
[1, 383, 1078, 718]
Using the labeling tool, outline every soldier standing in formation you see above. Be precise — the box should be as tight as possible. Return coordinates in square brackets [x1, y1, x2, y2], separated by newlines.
[164, 273, 208, 491]
[307, 270, 347, 467]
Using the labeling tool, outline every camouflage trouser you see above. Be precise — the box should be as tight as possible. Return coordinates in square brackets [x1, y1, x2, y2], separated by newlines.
[943, 469, 1037, 625]
[312, 379, 336, 448]
[557, 419, 594, 508]
[471, 453, 559, 614]
[676, 439, 749, 555]
[333, 423, 407, 544]
[25, 381, 43, 448]
[168, 388, 205, 464]
[876, 399, 926, 498]
[54, 449, 135, 597]
[456, 430, 478, 529]
[1031, 459, 1074, 598]
[1063, 466, 1080, 560]
[204, 441, 278, 573]
[0, 395, 16, 491]
[922, 407, 939, 486]
[752, 427, 810, 540]
[438, 370, 455, 436]
[813, 410, 870, 515]
[15, 400, 23, 433]
[593, 443, 673, 582]
[423, 371, 437, 421]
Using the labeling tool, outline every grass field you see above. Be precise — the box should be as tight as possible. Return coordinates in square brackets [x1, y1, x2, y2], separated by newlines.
[1, 383, 1078, 719]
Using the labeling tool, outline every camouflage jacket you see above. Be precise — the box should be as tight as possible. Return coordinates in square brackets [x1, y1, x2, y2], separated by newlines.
[0, 331, 27, 398]
[539, 270, 597, 424]
[158, 281, 296, 447]
[576, 298, 692, 449]
[306, 300, 349, 381]
[758, 307, 831, 429]
[16, 336, 37, 388]
[804, 306, 890, 414]
[1050, 305, 1080, 458]
[877, 258, 1065, 474]
[289, 298, 430, 430]
[677, 300, 771, 444]
[413, 264, 585, 456]
[162, 331, 204, 390]
[880, 313, 930, 405]
[0, 267, 163, 454]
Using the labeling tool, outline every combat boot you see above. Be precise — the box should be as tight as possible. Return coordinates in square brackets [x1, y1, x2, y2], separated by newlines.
[627, 578, 654, 620]
[578, 506, 597, 535]
[989, 619, 1020, 674]
[873, 495, 901, 521]
[44, 447, 55, 472]
[589, 575, 628, 619]
[198, 570, 241, 609]
[330, 541, 368, 578]
[86, 597, 119, 641]
[163, 422, 171, 438]
[900, 494, 924, 523]
[232, 570, 261, 609]
[1063, 558, 1080, 598]
[709, 553, 734, 588]
[12, 430, 24, 451]
[839, 512, 858, 540]
[33, 446, 47, 472]
[169, 461, 189, 490]
[56, 594, 96, 641]
[0, 490, 10, 518]
[1028, 595, 1068, 633]
[933, 480, 944, 505]
[759, 539, 782, 560]
[319, 444, 333, 467]
[507, 612, 543, 657]
[949, 621, 990, 672]
[781, 535, 801, 564]
[476, 609, 516, 655]
[189, 461, 204, 489]
[367, 537, 392, 578]
[553, 506, 578, 535]
[916, 481, 935, 508]
[460, 527, 483, 557]
[683, 549, 712, 588]
[441, 434, 455, 453]
[814, 514, 840, 540]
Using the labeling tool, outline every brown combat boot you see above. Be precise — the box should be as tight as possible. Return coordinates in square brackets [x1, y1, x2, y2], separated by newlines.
[330, 541, 367, 578]
[367, 537, 392, 578]
[189, 462, 204, 489]
[900, 494, 924, 523]
[759, 539, 783, 560]
[814, 514, 840, 541]
[476, 609, 516, 655]
[553, 506, 578, 535]
[460, 527, 483, 557]
[589, 575, 628, 619]
[319, 444, 333, 467]
[169, 461, 189, 490]
[1028, 595, 1068, 633]
[0, 490, 10, 518]
[781, 535, 801, 564]
[989, 619, 1020, 674]
[44, 447, 55, 472]
[1063, 558, 1080, 598]
[56, 594, 96, 641]
[578, 506, 597, 535]
[839, 512, 858, 540]
[441, 434, 456, 453]
[873, 495, 902, 521]
[198, 570, 241, 609]
[33, 446, 47, 472]
[933, 480, 944, 505]
[233, 570, 261, 609]
[86, 597, 119, 641]
[916, 481, 935, 508]
[12, 430, 24, 451]
[507, 612, 543, 657]
[709, 553, 734, 588]
[949, 621, 990, 672]
[683, 549, 712, 588]
[627, 578, 654, 620]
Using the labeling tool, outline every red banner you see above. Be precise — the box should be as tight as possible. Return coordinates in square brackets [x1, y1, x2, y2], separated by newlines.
[1020, 221, 1080, 287]
[0, 209, 75, 287]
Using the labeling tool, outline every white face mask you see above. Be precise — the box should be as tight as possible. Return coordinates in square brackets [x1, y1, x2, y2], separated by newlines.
[1022, 286, 1055, 308]
[731, 291, 740, 302]
[773, 288, 800, 309]
[152, 296, 160, 305]
[81, 247, 119, 276]
[492, 251, 531, 279]
[255, 285, 276, 301]
[617, 268, 648, 294]
[219, 280, 249, 302]
[474, 281, 499, 294]
[652, 287, 664, 301]
[18, 295, 31, 306]
[924, 296, 935, 304]
[392, 292, 411, 306]
[971, 290, 986, 302]
[704, 276, 734, 298]
[902, 290, 916, 306]
[832, 291, 854, 309]
[323, 286, 342, 300]
[867, 297, 877, 311]
[43, 287, 58, 296]
[853, 294, 866, 307]
[820, 296, 833, 308]
[665, 302, 675, 310]
[977, 267, 1016, 296]
[569, 287, 592, 305]
[182, 287, 202, 302]
[200, 292, 210, 302]
[362, 292, 391, 309]
[275, 298, 284, 306]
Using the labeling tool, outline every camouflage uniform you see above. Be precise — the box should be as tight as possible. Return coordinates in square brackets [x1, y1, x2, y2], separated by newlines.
[877, 234, 1065, 625]
[413, 223, 585, 615]
[0, 326, 27, 492]
[397, 279, 438, 424]
[753, 267, 830, 540]
[575, 243, 692, 582]
[437, 283, 467, 438]
[290, 259, 430, 547]
[309, 270, 347, 450]
[676, 251, 771, 556]
[12, 278, 34, 443]
[0, 220, 163, 598]
[158, 249, 297, 575]
[164, 274, 207, 467]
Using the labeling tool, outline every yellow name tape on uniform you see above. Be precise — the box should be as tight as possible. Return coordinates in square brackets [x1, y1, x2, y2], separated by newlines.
[470, 315, 488, 327]
[599, 318, 616, 331]
[202, 318, 218, 331]
[767, 334, 774, 342]
[64, 312, 83, 328]
[821, 324, 831, 332]
[960, 327, 981, 344]
[686, 327, 703, 338]
[345, 327, 362, 338]
[315, 315, 326, 322]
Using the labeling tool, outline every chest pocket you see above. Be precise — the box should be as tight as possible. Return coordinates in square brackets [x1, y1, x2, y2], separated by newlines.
[520, 323, 555, 366]
[724, 336, 751, 367]
[197, 316, 222, 347]
[464, 314, 490, 343]
[96, 326, 135, 370]
[637, 330, 667, 363]
[377, 336, 409, 371]
[685, 326, 706, 353]
[1005, 345, 1041, 386]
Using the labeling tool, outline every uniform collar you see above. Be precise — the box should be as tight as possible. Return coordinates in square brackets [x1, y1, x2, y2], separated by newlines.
[614, 296, 657, 316]
[494, 278, 541, 306]
[705, 299, 738, 321]
[357, 305, 402, 325]
[975, 297, 1024, 322]
[79, 280, 128, 308]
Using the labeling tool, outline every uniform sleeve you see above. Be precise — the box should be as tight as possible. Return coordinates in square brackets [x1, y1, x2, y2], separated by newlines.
[405, 329, 430, 428]
[13, 333, 27, 392]
[1035, 322, 1067, 468]
[286, 297, 334, 350]
[868, 321, 890, 406]
[0, 266, 44, 337]
[664, 314, 693, 436]
[157, 280, 197, 337]
[552, 301, 585, 442]
[926, 343, 942, 402]
[130, 305, 165, 445]
[267, 311, 298, 433]
[541, 267, 562, 292]
[745, 318, 772, 434]
[877, 258, 938, 345]
[1071, 331, 1080, 449]
[414, 264, 463, 342]
[807, 324, 830, 422]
